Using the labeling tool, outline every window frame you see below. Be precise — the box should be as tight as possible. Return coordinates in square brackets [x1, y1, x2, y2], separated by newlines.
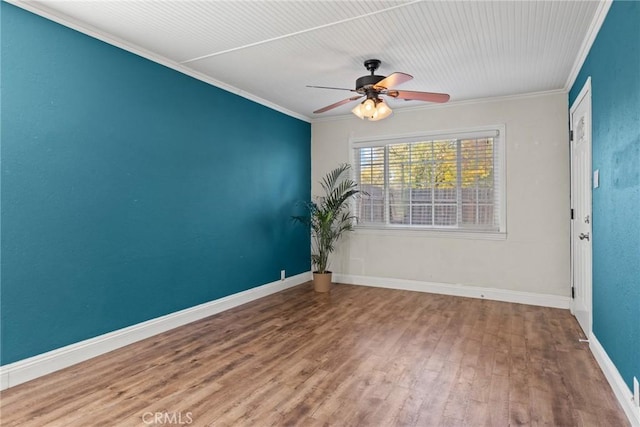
[350, 125, 507, 240]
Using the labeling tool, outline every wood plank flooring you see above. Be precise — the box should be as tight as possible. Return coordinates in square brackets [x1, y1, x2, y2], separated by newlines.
[0, 283, 630, 426]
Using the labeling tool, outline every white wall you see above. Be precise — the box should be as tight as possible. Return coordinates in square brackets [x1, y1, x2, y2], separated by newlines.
[312, 91, 570, 296]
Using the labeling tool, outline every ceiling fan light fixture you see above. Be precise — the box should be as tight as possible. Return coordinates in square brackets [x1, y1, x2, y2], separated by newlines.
[362, 98, 376, 113]
[352, 98, 393, 121]
[310, 59, 449, 119]
[351, 103, 366, 119]
[371, 99, 392, 121]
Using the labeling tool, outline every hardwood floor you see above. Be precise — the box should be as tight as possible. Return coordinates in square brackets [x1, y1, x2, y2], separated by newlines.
[0, 283, 629, 426]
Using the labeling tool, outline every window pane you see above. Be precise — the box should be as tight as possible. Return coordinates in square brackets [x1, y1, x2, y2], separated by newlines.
[357, 147, 385, 224]
[389, 204, 408, 224]
[460, 138, 495, 228]
[353, 131, 501, 232]
[434, 204, 457, 226]
[410, 204, 432, 225]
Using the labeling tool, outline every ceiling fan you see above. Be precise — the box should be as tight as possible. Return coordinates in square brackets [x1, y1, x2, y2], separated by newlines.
[308, 59, 450, 121]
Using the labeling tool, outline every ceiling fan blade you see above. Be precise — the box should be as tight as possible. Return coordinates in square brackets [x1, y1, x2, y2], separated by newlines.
[313, 96, 363, 114]
[386, 90, 450, 103]
[373, 72, 413, 90]
[307, 85, 356, 92]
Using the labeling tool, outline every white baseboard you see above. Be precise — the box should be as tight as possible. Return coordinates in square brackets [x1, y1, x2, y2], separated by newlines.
[590, 334, 640, 427]
[0, 272, 312, 390]
[4, 272, 636, 427]
[333, 273, 571, 309]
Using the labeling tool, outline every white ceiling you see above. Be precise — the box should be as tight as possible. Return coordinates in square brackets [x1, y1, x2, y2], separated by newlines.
[14, 0, 606, 121]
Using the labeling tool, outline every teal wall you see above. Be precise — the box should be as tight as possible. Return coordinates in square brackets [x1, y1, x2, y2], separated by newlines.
[569, 0, 640, 391]
[0, 3, 311, 365]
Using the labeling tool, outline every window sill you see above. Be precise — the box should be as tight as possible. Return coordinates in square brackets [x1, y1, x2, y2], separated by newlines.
[353, 225, 507, 240]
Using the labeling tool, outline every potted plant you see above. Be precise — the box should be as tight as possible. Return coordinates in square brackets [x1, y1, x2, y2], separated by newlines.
[293, 164, 364, 292]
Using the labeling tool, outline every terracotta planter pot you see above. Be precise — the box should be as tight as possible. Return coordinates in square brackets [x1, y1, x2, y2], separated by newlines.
[312, 272, 332, 293]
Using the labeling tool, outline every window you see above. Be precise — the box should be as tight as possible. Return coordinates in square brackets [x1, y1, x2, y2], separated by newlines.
[353, 126, 505, 234]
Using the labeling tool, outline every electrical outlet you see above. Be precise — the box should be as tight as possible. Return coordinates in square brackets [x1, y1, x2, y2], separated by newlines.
[280, 270, 286, 281]
[634, 376, 639, 408]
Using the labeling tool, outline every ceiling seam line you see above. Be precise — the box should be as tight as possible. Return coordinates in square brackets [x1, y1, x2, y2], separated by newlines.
[180, 0, 424, 64]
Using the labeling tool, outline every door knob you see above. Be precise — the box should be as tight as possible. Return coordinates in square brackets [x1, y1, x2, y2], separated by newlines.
[579, 232, 590, 241]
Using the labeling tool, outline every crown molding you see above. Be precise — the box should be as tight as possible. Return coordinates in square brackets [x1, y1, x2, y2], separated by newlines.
[5, 0, 311, 123]
[564, 0, 613, 91]
[311, 89, 567, 124]
[9, 0, 610, 125]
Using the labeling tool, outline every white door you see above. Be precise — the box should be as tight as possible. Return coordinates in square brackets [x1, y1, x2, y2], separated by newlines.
[570, 78, 593, 338]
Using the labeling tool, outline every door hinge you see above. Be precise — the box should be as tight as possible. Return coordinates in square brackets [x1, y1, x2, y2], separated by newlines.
[571, 286, 575, 299]
[570, 130, 574, 142]
[571, 208, 574, 220]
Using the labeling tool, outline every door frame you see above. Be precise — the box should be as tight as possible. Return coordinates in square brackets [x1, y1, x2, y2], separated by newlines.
[569, 76, 593, 337]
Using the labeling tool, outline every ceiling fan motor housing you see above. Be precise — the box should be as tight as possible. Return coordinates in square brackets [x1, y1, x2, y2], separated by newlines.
[357, 59, 385, 91]
[356, 74, 385, 91]
[309, 57, 450, 115]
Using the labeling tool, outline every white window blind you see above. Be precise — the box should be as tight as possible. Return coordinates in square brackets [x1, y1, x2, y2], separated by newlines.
[354, 127, 504, 233]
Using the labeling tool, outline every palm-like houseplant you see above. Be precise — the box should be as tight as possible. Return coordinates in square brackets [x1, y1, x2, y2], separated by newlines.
[293, 164, 364, 292]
